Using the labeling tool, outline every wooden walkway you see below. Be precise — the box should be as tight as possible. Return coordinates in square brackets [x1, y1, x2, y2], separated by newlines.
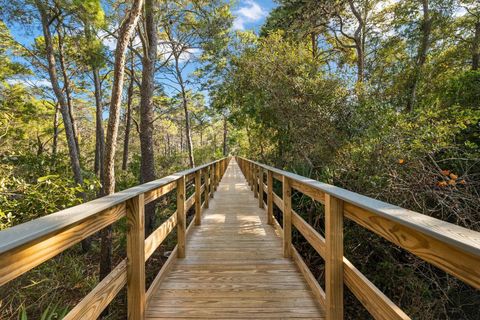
[3, 157, 478, 319]
[146, 160, 325, 319]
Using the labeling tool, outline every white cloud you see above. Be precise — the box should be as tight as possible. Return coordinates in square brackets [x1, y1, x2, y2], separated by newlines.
[233, 0, 267, 31]
[7, 78, 52, 88]
[157, 41, 202, 64]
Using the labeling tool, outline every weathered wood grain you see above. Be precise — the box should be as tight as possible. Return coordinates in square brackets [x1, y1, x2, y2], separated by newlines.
[144, 213, 177, 260]
[0, 203, 125, 286]
[177, 176, 186, 258]
[195, 171, 202, 226]
[146, 160, 324, 319]
[126, 194, 145, 319]
[344, 203, 480, 289]
[292, 209, 326, 258]
[237, 157, 480, 260]
[283, 176, 292, 258]
[144, 181, 176, 204]
[343, 259, 410, 320]
[325, 194, 344, 320]
[291, 245, 326, 307]
[273, 192, 283, 212]
[267, 170, 273, 225]
[64, 260, 127, 320]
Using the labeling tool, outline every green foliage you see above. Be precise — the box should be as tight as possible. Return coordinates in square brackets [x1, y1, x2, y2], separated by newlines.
[0, 153, 100, 230]
[18, 304, 68, 320]
[218, 31, 349, 165]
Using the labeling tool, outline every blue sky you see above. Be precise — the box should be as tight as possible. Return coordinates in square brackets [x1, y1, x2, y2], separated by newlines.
[7, 0, 277, 97]
[233, 0, 276, 32]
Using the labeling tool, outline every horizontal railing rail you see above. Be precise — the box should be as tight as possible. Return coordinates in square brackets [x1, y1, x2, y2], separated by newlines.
[0, 157, 231, 319]
[236, 156, 480, 320]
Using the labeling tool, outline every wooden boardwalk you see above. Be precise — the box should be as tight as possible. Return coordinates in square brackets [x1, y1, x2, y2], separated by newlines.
[146, 160, 325, 319]
[3, 157, 478, 319]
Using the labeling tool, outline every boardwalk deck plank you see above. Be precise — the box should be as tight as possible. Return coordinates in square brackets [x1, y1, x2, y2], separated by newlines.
[146, 160, 325, 319]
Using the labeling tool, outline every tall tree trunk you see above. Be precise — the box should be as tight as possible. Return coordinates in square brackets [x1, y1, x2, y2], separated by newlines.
[406, 0, 431, 112]
[54, 17, 90, 251]
[93, 67, 105, 194]
[348, 0, 365, 83]
[122, 70, 134, 170]
[101, 0, 144, 288]
[57, 28, 81, 155]
[473, 21, 480, 71]
[173, 54, 195, 167]
[222, 115, 228, 156]
[180, 125, 183, 152]
[35, 1, 83, 192]
[140, 0, 158, 234]
[182, 95, 195, 167]
[311, 32, 317, 60]
[52, 103, 59, 156]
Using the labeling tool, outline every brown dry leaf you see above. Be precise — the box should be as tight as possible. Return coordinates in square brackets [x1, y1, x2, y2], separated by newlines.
[449, 173, 458, 180]
[448, 179, 456, 186]
[437, 181, 448, 187]
[398, 159, 405, 164]
[441, 170, 450, 176]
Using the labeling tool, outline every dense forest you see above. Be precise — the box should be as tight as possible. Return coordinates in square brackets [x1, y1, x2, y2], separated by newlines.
[0, 0, 479, 319]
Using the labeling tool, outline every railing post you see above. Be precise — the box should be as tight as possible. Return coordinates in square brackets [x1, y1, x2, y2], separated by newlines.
[177, 176, 186, 258]
[194, 170, 201, 226]
[214, 162, 218, 192]
[258, 167, 264, 208]
[253, 165, 258, 199]
[126, 194, 145, 319]
[267, 170, 273, 225]
[325, 194, 344, 320]
[282, 176, 292, 258]
[210, 164, 215, 199]
[249, 163, 253, 191]
[203, 168, 209, 208]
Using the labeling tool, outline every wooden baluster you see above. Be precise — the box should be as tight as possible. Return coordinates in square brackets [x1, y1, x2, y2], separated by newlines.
[267, 170, 273, 225]
[325, 194, 344, 320]
[210, 163, 215, 198]
[220, 160, 223, 178]
[258, 167, 264, 208]
[194, 170, 201, 226]
[126, 194, 145, 319]
[249, 162, 254, 191]
[282, 176, 292, 258]
[204, 168, 209, 208]
[253, 165, 258, 199]
[177, 176, 186, 258]
[214, 163, 218, 192]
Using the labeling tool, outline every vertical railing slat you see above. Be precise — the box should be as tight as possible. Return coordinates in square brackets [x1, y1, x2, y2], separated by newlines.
[325, 194, 344, 320]
[259, 167, 264, 208]
[210, 164, 215, 199]
[267, 170, 273, 225]
[126, 194, 145, 319]
[177, 176, 186, 258]
[253, 164, 258, 199]
[283, 176, 292, 258]
[194, 170, 201, 226]
[250, 163, 254, 191]
[204, 168, 209, 208]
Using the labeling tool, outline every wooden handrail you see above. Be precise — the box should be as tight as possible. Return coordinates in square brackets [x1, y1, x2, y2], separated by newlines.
[236, 157, 480, 320]
[0, 157, 231, 319]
